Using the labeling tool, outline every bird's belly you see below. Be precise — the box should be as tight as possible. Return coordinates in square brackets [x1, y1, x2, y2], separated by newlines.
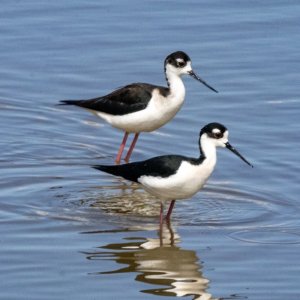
[142, 181, 205, 200]
[139, 162, 213, 201]
[95, 95, 184, 133]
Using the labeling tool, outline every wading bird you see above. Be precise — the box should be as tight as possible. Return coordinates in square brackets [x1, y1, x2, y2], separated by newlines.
[60, 51, 217, 163]
[93, 123, 253, 225]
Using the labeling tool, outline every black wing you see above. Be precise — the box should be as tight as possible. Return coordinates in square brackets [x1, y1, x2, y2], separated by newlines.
[60, 83, 169, 116]
[93, 155, 195, 183]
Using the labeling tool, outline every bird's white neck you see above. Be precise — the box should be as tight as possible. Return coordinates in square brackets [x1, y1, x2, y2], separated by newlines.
[199, 135, 217, 167]
[165, 70, 185, 100]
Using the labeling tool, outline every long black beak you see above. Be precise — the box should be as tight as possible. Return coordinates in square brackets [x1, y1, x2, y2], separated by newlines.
[188, 70, 218, 93]
[225, 142, 253, 167]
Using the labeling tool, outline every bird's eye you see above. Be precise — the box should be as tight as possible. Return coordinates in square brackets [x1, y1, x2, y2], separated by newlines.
[177, 61, 186, 68]
[213, 132, 223, 139]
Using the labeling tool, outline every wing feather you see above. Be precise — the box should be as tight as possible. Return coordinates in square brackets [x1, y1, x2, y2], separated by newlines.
[93, 155, 187, 183]
[60, 83, 168, 115]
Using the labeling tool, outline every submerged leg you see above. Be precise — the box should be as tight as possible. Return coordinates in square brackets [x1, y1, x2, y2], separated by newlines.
[159, 202, 164, 228]
[165, 200, 176, 221]
[115, 132, 129, 164]
[159, 202, 164, 246]
[124, 133, 140, 162]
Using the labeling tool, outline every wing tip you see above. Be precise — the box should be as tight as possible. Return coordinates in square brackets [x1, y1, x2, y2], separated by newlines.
[59, 100, 79, 105]
[92, 165, 106, 171]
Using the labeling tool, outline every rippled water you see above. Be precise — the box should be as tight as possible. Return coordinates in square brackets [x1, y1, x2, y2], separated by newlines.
[1, 1, 300, 299]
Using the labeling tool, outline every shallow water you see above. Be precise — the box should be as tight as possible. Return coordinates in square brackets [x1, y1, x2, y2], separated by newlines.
[1, 1, 300, 299]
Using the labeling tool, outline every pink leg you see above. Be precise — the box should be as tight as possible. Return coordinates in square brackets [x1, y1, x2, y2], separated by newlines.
[124, 133, 140, 162]
[159, 202, 164, 228]
[115, 132, 129, 164]
[165, 200, 176, 221]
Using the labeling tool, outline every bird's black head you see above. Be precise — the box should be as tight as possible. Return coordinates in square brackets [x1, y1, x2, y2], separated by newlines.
[164, 51, 191, 68]
[199, 122, 253, 167]
[200, 122, 227, 139]
[164, 51, 218, 93]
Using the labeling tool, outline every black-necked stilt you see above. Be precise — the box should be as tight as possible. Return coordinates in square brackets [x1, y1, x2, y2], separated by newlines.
[60, 51, 218, 163]
[93, 123, 253, 225]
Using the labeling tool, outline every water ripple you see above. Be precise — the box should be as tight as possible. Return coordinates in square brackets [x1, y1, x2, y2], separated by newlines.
[229, 229, 300, 245]
[179, 184, 299, 229]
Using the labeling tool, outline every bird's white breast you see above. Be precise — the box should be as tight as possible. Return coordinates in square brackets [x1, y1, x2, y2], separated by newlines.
[138, 158, 216, 201]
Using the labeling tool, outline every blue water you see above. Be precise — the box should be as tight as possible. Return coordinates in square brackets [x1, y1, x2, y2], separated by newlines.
[1, 1, 300, 299]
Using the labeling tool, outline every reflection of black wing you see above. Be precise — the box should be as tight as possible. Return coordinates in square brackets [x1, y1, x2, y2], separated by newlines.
[60, 83, 169, 116]
[93, 155, 201, 183]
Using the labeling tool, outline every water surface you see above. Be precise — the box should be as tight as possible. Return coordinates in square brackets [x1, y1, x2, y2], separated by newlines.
[1, 1, 300, 299]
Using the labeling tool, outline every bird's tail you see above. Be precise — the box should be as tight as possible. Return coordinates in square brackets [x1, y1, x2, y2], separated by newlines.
[93, 163, 140, 183]
[59, 100, 80, 105]
[93, 165, 122, 177]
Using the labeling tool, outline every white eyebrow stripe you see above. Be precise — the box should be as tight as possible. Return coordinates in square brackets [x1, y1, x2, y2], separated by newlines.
[212, 128, 221, 134]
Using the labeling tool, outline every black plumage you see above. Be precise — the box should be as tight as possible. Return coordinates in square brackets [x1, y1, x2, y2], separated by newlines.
[60, 83, 169, 116]
[93, 155, 203, 183]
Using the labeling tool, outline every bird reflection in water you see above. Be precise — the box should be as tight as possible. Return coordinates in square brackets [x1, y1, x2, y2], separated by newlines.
[82, 222, 218, 300]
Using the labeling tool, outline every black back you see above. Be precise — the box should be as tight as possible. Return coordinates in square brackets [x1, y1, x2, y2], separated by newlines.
[93, 155, 202, 183]
[60, 83, 169, 116]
